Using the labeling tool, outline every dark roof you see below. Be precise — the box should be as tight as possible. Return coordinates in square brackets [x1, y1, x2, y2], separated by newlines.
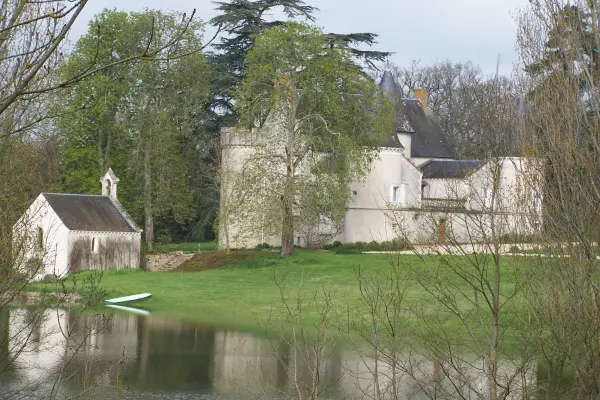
[380, 134, 404, 149]
[420, 160, 484, 179]
[380, 71, 401, 98]
[43, 194, 137, 232]
[399, 99, 455, 158]
[378, 72, 455, 159]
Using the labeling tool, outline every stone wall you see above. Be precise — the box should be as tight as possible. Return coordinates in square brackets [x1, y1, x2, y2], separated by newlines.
[144, 252, 194, 272]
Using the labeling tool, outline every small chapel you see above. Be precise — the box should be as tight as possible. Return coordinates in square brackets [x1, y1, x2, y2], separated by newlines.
[13, 169, 142, 280]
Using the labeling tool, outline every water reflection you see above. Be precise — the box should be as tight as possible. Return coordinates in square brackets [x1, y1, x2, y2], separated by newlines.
[0, 308, 546, 399]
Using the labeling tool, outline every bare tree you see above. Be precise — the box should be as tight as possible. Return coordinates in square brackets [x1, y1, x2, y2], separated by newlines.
[377, 60, 518, 159]
[514, 1, 600, 396]
[0, 2, 213, 396]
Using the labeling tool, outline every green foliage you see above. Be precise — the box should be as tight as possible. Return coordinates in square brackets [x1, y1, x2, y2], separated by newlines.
[333, 248, 365, 255]
[525, 5, 598, 80]
[149, 241, 218, 254]
[209, 0, 389, 117]
[324, 239, 413, 253]
[229, 22, 394, 255]
[54, 9, 211, 243]
[498, 233, 539, 244]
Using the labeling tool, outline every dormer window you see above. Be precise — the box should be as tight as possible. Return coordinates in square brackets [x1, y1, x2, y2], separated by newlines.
[36, 227, 44, 251]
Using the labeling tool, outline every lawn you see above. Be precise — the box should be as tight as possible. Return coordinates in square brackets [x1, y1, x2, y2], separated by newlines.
[149, 240, 218, 253]
[32, 250, 531, 343]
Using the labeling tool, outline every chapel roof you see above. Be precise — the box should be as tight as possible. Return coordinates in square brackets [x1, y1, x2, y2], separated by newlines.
[42, 193, 138, 232]
[378, 72, 455, 159]
[420, 160, 484, 179]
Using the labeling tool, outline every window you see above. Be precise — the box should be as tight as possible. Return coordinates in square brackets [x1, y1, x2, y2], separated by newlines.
[105, 179, 112, 196]
[389, 184, 407, 205]
[91, 237, 99, 253]
[36, 227, 43, 251]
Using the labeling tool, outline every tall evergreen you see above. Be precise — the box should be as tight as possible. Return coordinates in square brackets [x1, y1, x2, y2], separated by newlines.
[208, 0, 391, 121]
[525, 5, 599, 82]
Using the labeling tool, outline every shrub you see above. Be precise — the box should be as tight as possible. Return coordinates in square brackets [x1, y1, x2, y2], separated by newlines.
[368, 241, 380, 251]
[156, 229, 172, 244]
[334, 248, 365, 255]
[325, 239, 413, 252]
[499, 233, 539, 244]
[332, 241, 342, 248]
[255, 243, 271, 249]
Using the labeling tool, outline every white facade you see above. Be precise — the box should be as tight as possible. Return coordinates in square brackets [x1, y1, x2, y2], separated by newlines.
[13, 194, 70, 279]
[13, 170, 141, 280]
[218, 73, 542, 248]
[219, 125, 542, 248]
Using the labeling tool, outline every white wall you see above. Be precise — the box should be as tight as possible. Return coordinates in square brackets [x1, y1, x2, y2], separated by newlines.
[13, 194, 70, 279]
[423, 178, 469, 200]
[397, 133, 412, 158]
[343, 150, 422, 243]
[67, 231, 141, 272]
[350, 150, 421, 210]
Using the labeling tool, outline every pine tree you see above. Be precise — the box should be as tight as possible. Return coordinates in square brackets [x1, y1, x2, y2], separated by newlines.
[209, 0, 391, 119]
[525, 5, 599, 81]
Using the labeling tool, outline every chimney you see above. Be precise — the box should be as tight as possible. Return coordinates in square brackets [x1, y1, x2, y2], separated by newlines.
[414, 88, 429, 112]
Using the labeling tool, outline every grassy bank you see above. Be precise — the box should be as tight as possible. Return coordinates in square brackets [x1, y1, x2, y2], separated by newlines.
[149, 240, 218, 253]
[31, 250, 531, 343]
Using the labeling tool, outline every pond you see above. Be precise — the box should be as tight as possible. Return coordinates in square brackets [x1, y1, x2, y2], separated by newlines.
[0, 308, 551, 399]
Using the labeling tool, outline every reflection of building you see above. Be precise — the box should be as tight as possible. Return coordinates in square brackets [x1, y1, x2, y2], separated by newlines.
[338, 349, 537, 399]
[0, 310, 542, 398]
[6, 309, 69, 384]
[212, 330, 281, 394]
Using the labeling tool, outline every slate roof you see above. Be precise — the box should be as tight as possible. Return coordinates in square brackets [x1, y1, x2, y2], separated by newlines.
[420, 160, 484, 179]
[400, 99, 455, 158]
[378, 72, 455, 159]
[43, 194, 137, 232]
[380, 71, 401, 98]
[381, 134, 404, 149]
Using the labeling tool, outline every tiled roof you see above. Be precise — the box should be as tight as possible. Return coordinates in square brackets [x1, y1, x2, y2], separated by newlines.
[420, 160, 484, 179]
[43, 194, 137, 232]
[378, 72, 455, 159]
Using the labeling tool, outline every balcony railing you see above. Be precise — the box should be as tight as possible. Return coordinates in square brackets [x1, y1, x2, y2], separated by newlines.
[421, 197, 467, 211]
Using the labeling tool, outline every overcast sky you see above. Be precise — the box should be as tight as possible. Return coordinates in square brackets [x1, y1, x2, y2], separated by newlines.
[72, 0, 529, 75]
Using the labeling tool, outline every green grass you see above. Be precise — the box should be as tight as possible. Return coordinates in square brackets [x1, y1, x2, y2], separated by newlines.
[30, 250, 531, 344]
[149, 241, 218, 253]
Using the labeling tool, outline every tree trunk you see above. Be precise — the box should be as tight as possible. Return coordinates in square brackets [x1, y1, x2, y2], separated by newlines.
[143, 140, 154, 250]
[280, 166, 295, 257]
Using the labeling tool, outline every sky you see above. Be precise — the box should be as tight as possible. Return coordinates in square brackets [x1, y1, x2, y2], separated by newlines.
[72, 0, 529, 75]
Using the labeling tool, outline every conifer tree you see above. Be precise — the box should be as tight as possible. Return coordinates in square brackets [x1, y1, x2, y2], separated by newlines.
[209, 0, 391, 120]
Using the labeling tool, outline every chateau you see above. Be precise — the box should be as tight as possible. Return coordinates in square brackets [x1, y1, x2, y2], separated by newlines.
[219, 72, 541, 249]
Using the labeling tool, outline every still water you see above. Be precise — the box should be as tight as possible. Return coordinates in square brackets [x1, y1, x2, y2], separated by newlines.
[0, 308, 542, 399]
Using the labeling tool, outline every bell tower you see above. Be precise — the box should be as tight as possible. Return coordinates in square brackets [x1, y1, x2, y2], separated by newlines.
[100, 168, 119, 200]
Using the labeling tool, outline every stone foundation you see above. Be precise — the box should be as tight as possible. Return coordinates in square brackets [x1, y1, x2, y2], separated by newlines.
[144, 252, 195, 272]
